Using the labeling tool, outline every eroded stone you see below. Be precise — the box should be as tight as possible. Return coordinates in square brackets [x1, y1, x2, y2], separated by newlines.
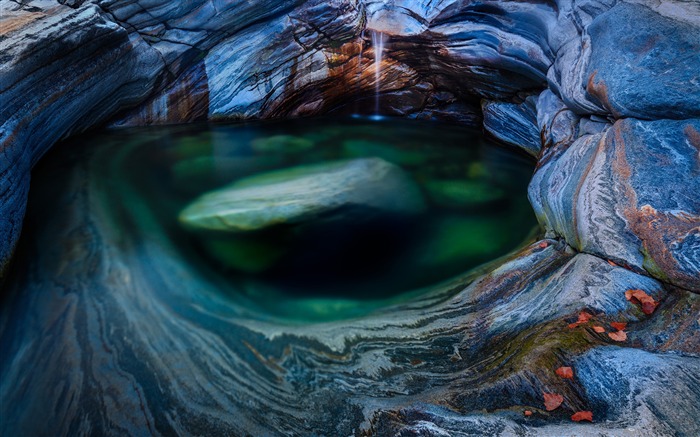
[179, 158, 427, 232]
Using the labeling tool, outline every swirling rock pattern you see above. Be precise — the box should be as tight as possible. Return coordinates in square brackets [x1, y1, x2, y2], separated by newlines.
[530, 118, 700, 292]
[1, 144, 690, 435]
[482, 96, 540, 157]
[1, 0, 700, 435]
[0, 0, 163, 270]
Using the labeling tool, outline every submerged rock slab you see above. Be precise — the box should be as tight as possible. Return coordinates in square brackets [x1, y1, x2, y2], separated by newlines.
[179, 158, 426, 232]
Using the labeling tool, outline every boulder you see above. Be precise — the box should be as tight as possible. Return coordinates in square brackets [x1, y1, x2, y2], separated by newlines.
[584, 2, 700, 120]
[530, 118, 700, 292]
[482, 96, 540, 157]
[549, 1, 700, 120]
[179, 158, 426, 232]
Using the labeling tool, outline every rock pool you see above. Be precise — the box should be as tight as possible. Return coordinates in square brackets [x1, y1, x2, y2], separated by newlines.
[19, 117, 537, 322]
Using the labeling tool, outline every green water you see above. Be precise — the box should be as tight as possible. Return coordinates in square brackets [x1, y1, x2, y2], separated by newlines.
[66, 117, 538, 321]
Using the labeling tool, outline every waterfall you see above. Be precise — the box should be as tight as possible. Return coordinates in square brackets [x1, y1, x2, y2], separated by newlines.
[371, 31, 387, 119]
[354, 30, 365, 115]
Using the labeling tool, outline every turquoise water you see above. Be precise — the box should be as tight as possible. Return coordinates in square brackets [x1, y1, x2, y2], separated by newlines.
[41, 117, 538, 321]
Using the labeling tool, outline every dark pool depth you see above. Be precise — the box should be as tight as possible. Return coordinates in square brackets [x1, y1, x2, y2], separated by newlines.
[31, 117, 538, 321]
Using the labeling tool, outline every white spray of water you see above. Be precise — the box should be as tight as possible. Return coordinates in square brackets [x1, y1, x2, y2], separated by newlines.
[371, 31, 387, 118]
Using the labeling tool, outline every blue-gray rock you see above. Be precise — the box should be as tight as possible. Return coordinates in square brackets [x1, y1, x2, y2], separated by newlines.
[482, 96, 541, 157]
[0, 1, 164, 272]
[395, 0, 557, 99]
[530, 118, 700, 292]
[549, 0, 700, 120]
[575, 346, 700, 436]
[584, 2, 700, 120]
[536, 89, 581, 150]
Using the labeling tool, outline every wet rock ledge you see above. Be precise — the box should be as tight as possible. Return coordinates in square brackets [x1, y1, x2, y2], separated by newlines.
[1, 0, 699, 436]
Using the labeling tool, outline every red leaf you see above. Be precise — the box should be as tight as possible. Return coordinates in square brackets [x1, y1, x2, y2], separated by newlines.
[608, 330, 627, 342]
[538, 241, 549, 249]
[569, 311, 594, 329]
[593, 325, 606, 333]
[556, 366, 574, 379]
[641, 299, 658, 315]
[607, 260, 618, 267]
[610, 322, 627, 331]
[524, 410, 533, 416]
[578, 311, 593, 323]
[571, 411, 593, 422]
[625, 289, 658, 315]
[543, 393, 564, 411]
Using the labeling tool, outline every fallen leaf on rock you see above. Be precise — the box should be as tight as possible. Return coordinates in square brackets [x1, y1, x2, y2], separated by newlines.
[625, 289, 658, 315]
[571, 411, 593, 422]
[524, 410, 532, 416]
[578, 311, 593, 323]
[607, 260, 618, 267]
[610, 322, 627, 331]
[538, 241, 549, 249]
[593, 325, 606, 333]
[556, 366, 574, 379]
[608, 330, 627, 342]
[543, 393, 564, 411]
[568, 311, 594, 329]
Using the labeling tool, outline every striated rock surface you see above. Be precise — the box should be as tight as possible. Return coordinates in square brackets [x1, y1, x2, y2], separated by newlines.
[482, 96, 541, 157]
[3, 144, 695, 435]
[0, 0, 164, 270]
[530, 118, 700, 292]
[1, 0, 699, 435]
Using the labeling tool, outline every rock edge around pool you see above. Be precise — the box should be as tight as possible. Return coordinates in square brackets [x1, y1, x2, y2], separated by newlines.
[529, 115, 700, 293]
[178, 157, 427, 233]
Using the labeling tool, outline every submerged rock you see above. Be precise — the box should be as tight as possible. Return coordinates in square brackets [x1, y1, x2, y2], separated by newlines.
[342, 139, 436, 166]
[179, 157, 426, 232]
[423, 179, 504, 210]
[250, 135, 315, 153]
